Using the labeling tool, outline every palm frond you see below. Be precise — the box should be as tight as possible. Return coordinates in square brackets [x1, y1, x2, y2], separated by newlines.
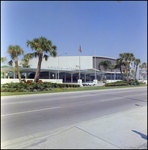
[43, 54, 49, 61]
[1, 57, 7, 63]
[8, 60, 13, 66]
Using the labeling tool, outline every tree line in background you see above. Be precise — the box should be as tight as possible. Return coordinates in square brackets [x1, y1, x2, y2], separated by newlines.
[1, 36, 147, 82]
[98, 53, 147, 81]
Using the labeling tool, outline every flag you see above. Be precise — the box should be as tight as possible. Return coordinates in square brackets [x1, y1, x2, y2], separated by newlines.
[79, 45, 82, 53]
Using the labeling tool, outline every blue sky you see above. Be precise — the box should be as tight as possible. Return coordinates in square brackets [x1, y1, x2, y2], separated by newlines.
[1, 1, 147, 68]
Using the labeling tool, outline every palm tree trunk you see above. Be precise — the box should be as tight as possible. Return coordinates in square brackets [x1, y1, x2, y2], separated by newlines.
[120, 66, 123, 80]
[101, 74, 105, 81]
[134, 66, 138, 80]
[34, 53, 43, 82]
[14, 56, 22, 82]
[126, 64, 128, 81]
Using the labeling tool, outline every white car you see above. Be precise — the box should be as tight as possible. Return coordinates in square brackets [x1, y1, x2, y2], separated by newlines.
[143, 80, 147, 84]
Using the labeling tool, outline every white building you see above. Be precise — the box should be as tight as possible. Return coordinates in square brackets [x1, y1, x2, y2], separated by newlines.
[1, 55, 123, 84]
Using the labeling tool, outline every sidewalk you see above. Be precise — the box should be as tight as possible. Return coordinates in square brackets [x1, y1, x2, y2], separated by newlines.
[2, 106, 147, 149]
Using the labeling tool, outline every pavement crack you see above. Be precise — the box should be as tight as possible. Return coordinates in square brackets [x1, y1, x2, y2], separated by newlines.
[75, 126, 122, 149]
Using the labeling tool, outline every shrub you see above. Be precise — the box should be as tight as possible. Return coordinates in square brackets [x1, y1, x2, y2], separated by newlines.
[25, 80, 33, 85]
[1, 81, 80, 92]
[37, 80, 43, 84]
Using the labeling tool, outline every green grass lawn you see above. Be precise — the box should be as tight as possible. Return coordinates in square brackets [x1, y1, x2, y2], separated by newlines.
[1, 84, 146, 96]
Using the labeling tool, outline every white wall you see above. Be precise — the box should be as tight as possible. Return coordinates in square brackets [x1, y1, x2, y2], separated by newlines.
[1, 79, 63, 84]
[27, 56, 93, 70]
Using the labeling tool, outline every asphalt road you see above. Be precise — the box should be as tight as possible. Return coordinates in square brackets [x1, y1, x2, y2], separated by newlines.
[1, 86, 147, 143]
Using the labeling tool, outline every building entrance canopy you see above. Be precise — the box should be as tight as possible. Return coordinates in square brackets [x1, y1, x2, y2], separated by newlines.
[1, 67, 105, 83]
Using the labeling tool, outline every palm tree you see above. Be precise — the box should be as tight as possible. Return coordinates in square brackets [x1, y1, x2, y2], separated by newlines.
[7, 45, 24, 82]
[110, 64, 115, 72]
[8, 60, 13, 66]
[20, 53, 34, 68]
[99, 60, 111, 71]
[142, 62, 147, 69]
[99, 60, 111, 80]
[27, 36, 57, 82]
[115, 58, 125, 80]
[134, 59, 141, 80]
[139, 62, 147, 80]
[1, 57, 7, 63]
[119, 53, 135, 81]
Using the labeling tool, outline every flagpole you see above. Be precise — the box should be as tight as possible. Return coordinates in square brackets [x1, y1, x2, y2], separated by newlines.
[79, 44, 80, 80]
[95, 47, 96, 80]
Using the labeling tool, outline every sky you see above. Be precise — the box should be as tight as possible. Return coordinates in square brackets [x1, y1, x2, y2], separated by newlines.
[1, 1, 147, 70]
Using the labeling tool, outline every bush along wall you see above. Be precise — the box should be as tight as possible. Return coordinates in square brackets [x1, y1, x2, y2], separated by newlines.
[1, 80, 80, 92]
[105, 80, 140, 87]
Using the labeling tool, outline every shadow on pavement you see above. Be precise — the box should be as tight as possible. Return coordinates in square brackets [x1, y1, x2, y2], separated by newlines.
[132, 130, 147, 140]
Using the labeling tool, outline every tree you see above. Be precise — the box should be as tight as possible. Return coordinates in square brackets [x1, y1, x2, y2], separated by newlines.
[7, 45, 24, 82]
[110, 64, 115, 72]
[139, 62, 147, 80]
[1, 57, 7, 63]
[141, 62, 147, 69]
[134, 59, 141, 80]
[119, 53, 135, 81]
[20, 53, 34, 68]
[115, 58, 125, 80]
[99, 60, 111, 71]
[27, 36, 57, 82]
[8, 60, 13, 66]
[99, 60, 111, 80]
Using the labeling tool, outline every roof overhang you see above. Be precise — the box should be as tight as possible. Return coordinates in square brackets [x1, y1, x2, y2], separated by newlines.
[1, 67, 105, 74]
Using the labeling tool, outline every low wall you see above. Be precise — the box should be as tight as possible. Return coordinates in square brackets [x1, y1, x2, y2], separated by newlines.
[106, 80, 122, 83]
[1, 79, 63, 84]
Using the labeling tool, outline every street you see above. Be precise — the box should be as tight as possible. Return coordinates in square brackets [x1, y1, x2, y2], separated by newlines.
[1, 87, 147, 144]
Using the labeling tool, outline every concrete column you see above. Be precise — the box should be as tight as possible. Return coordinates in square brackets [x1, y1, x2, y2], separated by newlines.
[8, 72, 10, 79]
[71, 73, 73, 83]
[48, 72, 50, 79]
[84, 73, 86, 82]
[114, 70, 116, 80]
[25, 73, 28, 79]
[55, 72, 57, 79]
[78, 79, 82, 87]
[65, 73, 66, 83]
[13, 72, 15, 79]
[4, 72, 6, 78]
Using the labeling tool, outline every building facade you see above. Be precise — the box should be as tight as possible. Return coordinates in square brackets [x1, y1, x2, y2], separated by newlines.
[1, 55, 123, 83]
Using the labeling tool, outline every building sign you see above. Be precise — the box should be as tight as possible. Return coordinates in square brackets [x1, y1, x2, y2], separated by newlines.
[139, 69, 147, 80]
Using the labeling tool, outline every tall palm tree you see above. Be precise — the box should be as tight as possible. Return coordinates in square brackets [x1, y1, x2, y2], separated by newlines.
[119, 53, 135, 81]
[27, 36, 57, 82]
[115, 58, 125, 80]
[99, 60, 111, 80]
[134, 58, 141, 80]
[7, 45, 24, 82]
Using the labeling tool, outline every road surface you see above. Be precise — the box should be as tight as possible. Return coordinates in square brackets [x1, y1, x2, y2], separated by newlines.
[1, 86, 147, 143]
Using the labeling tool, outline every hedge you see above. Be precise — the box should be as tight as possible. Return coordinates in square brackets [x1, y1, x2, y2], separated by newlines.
[105, 80, 140, 87]
[1, 80, 80, 92]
